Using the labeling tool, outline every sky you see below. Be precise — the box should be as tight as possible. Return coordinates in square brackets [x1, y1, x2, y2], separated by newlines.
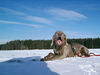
[0, 0, 100, 44]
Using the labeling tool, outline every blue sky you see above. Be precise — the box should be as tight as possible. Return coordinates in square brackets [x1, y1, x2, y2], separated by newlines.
[0, 0, 100, 44]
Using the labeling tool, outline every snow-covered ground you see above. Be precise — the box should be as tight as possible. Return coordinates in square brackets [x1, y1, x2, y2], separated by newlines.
[0, 49, 100, 75]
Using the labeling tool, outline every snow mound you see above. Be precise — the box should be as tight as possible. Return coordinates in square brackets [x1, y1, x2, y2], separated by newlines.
[0, 49, 100, 75]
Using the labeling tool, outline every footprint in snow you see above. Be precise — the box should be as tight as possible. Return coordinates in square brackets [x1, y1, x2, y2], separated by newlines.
[79, 64, 97, 75]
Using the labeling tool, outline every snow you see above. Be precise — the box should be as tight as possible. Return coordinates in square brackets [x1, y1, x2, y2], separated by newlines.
[0, 49, 100, 75]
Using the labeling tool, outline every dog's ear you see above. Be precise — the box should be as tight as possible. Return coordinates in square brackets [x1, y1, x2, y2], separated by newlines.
[51, 35, 55, 47]
[64, 34, 67, 41]
[64, 34, 67, 44]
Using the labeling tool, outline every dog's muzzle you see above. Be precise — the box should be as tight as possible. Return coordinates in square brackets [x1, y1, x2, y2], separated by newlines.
[56, 37, 62, 45]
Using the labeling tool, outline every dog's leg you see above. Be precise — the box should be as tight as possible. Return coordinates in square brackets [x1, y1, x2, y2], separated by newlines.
[41, 53, 66, 61]
[40, 53, 55, 61]
[80, 47, 90, 56]
[48, 54, 66, 61]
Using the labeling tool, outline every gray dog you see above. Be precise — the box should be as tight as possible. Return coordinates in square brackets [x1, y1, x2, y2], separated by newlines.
[41, 31, 90, 61]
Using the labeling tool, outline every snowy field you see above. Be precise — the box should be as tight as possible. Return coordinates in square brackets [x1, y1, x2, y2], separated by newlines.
[0, 49, 100, 75]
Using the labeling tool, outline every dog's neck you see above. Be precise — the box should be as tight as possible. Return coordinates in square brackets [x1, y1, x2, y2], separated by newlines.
[54, 42, 67, 52]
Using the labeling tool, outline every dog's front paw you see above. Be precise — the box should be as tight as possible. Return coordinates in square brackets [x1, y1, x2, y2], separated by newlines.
[40, 58, 48, 61]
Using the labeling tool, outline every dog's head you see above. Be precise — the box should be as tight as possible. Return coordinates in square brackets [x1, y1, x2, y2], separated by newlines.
[51, 31, 67, 47]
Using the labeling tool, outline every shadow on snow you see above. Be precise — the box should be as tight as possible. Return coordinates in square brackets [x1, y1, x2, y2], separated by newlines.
[0, 56, 59, 75]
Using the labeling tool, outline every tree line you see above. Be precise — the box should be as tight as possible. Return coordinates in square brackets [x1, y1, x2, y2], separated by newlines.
[0, 38, 100, 50]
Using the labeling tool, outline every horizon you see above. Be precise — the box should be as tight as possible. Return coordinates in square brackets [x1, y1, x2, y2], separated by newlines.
[0, 0, 100, 44]
[0, 37, 100, 45]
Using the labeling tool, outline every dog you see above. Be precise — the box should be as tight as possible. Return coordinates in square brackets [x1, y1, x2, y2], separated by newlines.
[40, 31, 90, 61]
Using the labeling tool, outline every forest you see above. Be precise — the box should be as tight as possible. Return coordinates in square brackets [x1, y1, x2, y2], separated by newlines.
[0, 38, 100, 50]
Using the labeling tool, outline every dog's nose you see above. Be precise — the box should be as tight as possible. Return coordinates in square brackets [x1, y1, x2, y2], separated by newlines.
[58, 37, 61, 40]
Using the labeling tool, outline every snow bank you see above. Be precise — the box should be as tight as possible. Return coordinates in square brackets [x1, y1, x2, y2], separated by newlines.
[0, 49, 100, 75]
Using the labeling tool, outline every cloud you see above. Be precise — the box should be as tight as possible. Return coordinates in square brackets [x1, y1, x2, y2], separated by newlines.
[21, 6, 35, 12]
[64, 31, 92, 38]
[25, 16, 52, 24]
[0, 7, 25, 15]
[0, 20, 43, 28]
[47, 8, 87, 20]
[0, 7, 52, 25]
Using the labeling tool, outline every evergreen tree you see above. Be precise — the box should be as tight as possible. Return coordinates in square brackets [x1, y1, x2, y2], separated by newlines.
[0, 38, 100, 50]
